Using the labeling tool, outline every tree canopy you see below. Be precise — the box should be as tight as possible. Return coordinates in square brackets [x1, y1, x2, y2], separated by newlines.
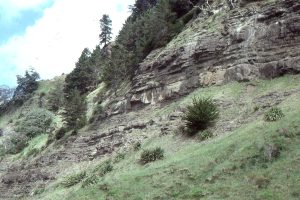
[99, 14, 112, 46]
[12, 68, 40, 105]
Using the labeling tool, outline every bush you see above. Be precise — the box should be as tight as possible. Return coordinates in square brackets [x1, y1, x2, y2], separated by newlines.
[4, 132, 29, 154]
[133, 142, 141, 151]
[93, 160, 113, 176]
[183, 97, 219, 135]
[16, 108, 53, 138]
[264, 107, 284, 122]
[54, 127, 67, 140]
[61, 171, 86, 188]
[81, 176, 98, 188]
[140, 147, 164, 164]
[114, 152, 126, 163]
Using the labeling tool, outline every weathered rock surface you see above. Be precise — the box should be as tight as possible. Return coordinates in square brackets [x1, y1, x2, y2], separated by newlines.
[124, 0, 300, 110]
[1, 0, 300, 198]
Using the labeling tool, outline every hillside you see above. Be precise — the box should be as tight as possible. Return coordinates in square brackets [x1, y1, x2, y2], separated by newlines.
[0, 0, 300, 199]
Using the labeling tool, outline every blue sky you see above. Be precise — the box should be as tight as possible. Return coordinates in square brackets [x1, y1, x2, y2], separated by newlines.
[0, 0, 134, 87]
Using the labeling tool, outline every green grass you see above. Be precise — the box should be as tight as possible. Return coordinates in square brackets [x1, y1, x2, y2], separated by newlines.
[30, 75, 300, 200]
[16, 134, 48, 160]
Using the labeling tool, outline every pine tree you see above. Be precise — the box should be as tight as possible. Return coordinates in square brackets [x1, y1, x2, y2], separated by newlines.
[99, 14, 112, 46]
[63, 89, 86, 129]
[64, 48, 97, 95]
[12, 68, 40, 105]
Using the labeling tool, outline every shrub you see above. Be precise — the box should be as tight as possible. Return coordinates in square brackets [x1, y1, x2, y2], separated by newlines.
[4, 133, 28, 154]
[133, 142, 141, 151]
[81, 176, 98, 188]
[183, 97, 219, 135]
[54, 127, 67, 140]
[61, 171, 86, 188]
[140, 147, 164, 164]
[16, 108, 53, 138]
[114, 152, 125, 163]
[93, 160, 113, 176]
[264, 107, 284, 122]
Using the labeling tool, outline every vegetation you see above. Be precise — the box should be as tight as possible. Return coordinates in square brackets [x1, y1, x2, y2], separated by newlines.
[12, 68, 40, 105]
[133, 141, 142, 151]
[0, 0, 299, 198]
[197, 129, 214, 141]
[264, 107, 285, 122]
[99, 14, 112, 47]
[35, 76, 300, 199]
[0, 69, 40, 114]
[16, 108, 53, 138]
[183, 97, 219, 135]
[61, 172, 87, 188]
[140, 147, 164, 164]
[47, 79, 65, 112]
[63, 89, 86, 130]
[93, 160, 113, 176]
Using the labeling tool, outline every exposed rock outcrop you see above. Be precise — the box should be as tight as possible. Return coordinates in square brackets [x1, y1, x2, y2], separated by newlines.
[124, 0, 300, 110]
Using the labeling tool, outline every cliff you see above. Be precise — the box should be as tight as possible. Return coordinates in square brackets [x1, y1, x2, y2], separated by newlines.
[0, 0, 300, 199]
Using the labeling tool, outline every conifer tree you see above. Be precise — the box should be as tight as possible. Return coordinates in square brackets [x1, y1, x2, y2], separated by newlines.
[99, 14, 112, 46]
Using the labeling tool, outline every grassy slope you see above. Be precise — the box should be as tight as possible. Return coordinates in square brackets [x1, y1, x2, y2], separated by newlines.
[32, 75, 300, 200]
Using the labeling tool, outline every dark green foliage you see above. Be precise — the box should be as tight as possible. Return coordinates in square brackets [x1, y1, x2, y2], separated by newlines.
[140, 147, 164, 164]
[47, 80, 65, 112]
[93, 160, 113, 176]
[16, 108, 53, 138]
[12, 68, 40, 105]
[61, 172, 86, 188]
[89, 103, 103, 123]
[54, 127, 67, 140]
[101, 0, 187, 87]
[81, 176, 98, 188]
[99, 14, 112, 46]
[183, 97, 219, 135]
[133, 142, 141, 151]
[64, 48, 98, 95]
[264, 107, 284, 122]
[81, 160, 113, 188]
[114, 152, 126, 163]
[3, 132, 28, 154]
[130, 0, 157, 19]
[63, 89, 86, 129]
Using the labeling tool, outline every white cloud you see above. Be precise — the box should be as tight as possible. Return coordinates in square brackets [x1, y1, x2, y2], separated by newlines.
[0, 0, 135, 85]
[0, 0, 51, 23]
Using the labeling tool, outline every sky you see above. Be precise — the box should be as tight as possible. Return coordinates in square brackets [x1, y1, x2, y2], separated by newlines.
[0, 0, 135, 87]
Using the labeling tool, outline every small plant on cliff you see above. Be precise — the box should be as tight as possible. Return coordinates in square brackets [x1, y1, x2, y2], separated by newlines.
[93, 160, 113, 176]
[183, 97, 219, 135]
[264, 107, 284, 122]
[61, 171, 86, 188]
[133, 141, 141, 151]
[140, 147, 164, 164]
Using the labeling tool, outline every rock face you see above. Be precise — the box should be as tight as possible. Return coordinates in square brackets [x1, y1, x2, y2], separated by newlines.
[126, 0, 300, 109]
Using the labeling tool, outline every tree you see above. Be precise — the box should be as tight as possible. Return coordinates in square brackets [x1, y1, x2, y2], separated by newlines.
[99, 14, 112, 46]
[47, 79, 65, 112]
[130, 0, 158, 19]
[63, 89, 86, 129]
[64, 48, 97, 95]
[12, 68, 40, 105]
